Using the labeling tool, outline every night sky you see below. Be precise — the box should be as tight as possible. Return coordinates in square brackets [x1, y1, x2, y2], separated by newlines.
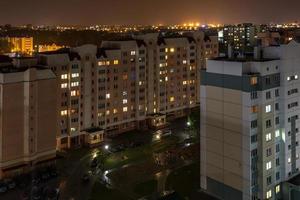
[1, 0, 300, 25]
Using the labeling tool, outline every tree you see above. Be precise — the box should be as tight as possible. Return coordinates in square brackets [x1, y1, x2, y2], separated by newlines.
[0, 39, 12, 54]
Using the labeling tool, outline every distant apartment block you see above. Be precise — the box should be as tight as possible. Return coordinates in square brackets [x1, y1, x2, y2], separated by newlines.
[7, 37, 34, 56]
[36, 31, 218, 149]
[200, 41, 300, 199]
[0, 56, 57, 179]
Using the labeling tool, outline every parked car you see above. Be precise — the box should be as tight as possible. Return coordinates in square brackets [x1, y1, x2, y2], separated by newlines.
[4, 179, 16, 189]
[0, 182, 7, 193]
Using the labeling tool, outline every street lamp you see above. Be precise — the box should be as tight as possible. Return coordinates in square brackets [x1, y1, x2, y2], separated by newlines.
[156, 134, 161, 140]
[104, 145, 109, 150]
[187, 121, 191, 127]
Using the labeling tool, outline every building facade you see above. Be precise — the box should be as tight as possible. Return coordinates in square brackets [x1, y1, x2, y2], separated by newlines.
[200, 41, 300, 200]
[0, 59, 57, 178]
[37, 31, 218, 149]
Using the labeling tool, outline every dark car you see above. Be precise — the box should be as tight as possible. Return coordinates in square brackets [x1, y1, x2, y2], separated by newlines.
[0, 182, 7, 193]
[4, 179, 16, 189]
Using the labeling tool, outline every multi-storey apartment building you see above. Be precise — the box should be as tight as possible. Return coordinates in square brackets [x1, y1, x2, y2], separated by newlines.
[200, 41, 300, 200]
[218, 23, 267, 54]
[7, 37, 34, 56]
[0, 56, 57, 178]
[38, 31, 218, 149]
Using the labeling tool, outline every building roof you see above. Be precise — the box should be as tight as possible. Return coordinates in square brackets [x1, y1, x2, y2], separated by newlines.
[0, 65, 48, 74]
[39, 48, 81, 61]
[211, 56, 279, 62]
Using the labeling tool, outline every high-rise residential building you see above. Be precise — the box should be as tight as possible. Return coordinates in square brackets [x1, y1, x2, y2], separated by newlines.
[218, 23, 266, 54]
[200, 41, 300, 200]
[7, 37, 34, 56]
[37, 31, 218, 149]
[0, 56, 57, 178]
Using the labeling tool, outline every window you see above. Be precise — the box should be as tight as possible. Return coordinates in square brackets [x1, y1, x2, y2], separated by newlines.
[61, 74, 68, 79]
[266, 120, 272, 128]
[251, 106, 258, 113]
[170, 97, 175, 102]
[251, 120, 258, 128]
[266, 133, 272, 141]
[266, 148, 272, 157]
[71, 82, 79, 87]
[106, 110, 110, 115]
[123, 107, 128, 112]
[266, 161, 272, 170]
[267, 176, 272, 185]
[130, 51, 136, 55]
[288, 102, 298, 109]
[276, 172, 280, 180]
[266, 190, 272, 199]
[170, 48, 175, 52]
[276, 144, 280, 153]
[71, 73, 79, 78]
[276, 158, 280, 166]
[251, 91, 258, 99]
[98, 61, 106, 66]
[266, 105, 272, 113]
[266, 91, 271, 99]
[250, 77, 258, 85]
[275, 130, 280, 137]
[61, 83, 68, 88]
[123, 99, 127, 104]
[265, 77, 271, 85]
[275, 89, 279, 97]
[275, 185, 280, 194]
[71, 90, 79, 96]
[113, 60, 119, 65]
[113, 109, 118, 114]
[275, 103, 279, 111]
[61, 110, 67, 116]
[106, 93, 110, 99]
[251, 134, 257, 143]
[275, 117, 280, 125]
[288, 157, 291, 163]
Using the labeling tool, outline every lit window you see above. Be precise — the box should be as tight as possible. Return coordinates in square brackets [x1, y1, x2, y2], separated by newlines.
[266, 133, 272, 142]
[165, 77, 168, 81]
[123, 107, 128, 112]
[71, 73, 79, 78]
[250, 77, 258, 85]
[113, 60, 119, 65]
[165, 48, 168, 53]
[98, 61, 106, 66]
[123, 91, 127, 96]
[266, 190, 272, 199]
[183, 81, 187, 85]
[98, 112, 104, 117]
[139, 81, 143, 86]
[106, 61, 110, 65]
[71, 127, 76, 132]
[295, 75, 299, 80]
[106, 110, 110, 115]
[275, 185, 280, 194]
[275, 130, 280, 138]
[123, 74, 128, 80]
[183, 60, 187, 64]
[287, 76, 291, 81]
[71, 82, 79, 87]
[61, 83, 68, 88]
[61, 74, 68, 80]
[266, 105, 272, 113]
[123, 99, 127, 104]
[106, 93, 110, 99]
[288, 157, 291, 163]
[170, 97, 175, 102]
[170, 48, 175, 53]
[113, 109, 118, 114]
[130, 51, 136, 55]
[251, 105, 258, 113]
[61, 110, 68, 116]
[71, 90, 77, 96]
[266, 161, 272, 170]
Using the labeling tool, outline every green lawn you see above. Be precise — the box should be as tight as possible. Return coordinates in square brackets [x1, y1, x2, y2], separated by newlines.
[166, 163, 200, 198]
[133, 179, 158, 197]
[89, 181, 131, 200]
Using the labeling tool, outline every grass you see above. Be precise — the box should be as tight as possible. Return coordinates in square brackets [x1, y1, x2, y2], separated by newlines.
[133, 179, 158, 197]
[88, 181, 131, 200]
[166, 163, 200, 198]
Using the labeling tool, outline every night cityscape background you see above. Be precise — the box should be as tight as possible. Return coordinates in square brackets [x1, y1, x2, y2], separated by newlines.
[0, 1, 300, 200]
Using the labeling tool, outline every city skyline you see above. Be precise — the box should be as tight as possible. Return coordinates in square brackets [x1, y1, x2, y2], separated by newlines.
[1, 0, 300, 25]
